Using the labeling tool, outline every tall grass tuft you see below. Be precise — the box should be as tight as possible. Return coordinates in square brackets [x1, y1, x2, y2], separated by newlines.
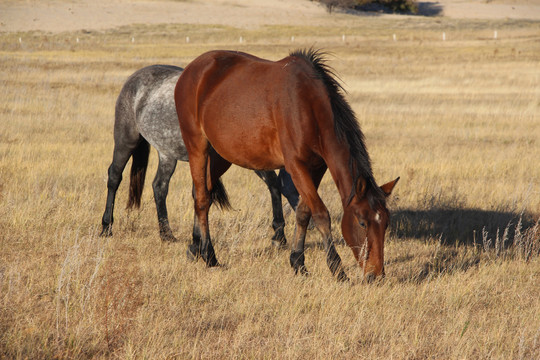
[97, 244, 144, 354]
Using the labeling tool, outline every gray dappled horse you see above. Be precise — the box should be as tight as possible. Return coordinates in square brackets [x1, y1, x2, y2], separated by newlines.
[100, 65, 299, 245]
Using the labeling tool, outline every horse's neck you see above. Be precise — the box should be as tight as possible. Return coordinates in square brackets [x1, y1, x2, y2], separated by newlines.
[322, 141, 357, 206]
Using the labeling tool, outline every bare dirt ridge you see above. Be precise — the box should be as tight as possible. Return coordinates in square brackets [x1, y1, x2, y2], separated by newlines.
[1, 0, 540, 33]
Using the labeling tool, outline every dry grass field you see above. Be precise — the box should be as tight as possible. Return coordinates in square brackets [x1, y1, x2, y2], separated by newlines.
[1, 14, 540, 360]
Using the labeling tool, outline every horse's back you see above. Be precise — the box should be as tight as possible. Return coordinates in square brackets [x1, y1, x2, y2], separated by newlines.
[116, 65, 188, 161]
[176, 50, 331, 170]
[181, 50, 305, 95]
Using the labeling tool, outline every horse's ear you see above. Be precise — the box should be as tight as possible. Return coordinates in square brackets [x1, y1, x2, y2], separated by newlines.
[380, 177, 400, 197]
[356, 177, 367, 197]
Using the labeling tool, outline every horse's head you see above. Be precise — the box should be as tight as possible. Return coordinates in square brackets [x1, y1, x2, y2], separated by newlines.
[341, 177, 399, 282]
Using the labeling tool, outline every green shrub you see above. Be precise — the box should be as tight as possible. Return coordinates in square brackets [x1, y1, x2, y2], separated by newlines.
[374, 0, 418, 14]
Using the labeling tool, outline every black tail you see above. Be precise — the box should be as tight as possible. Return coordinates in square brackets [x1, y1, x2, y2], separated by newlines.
[211, 178, 231, 210]
[126, 138, 150, 209]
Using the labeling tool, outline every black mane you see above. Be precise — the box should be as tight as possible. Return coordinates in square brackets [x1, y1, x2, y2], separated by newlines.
[289, 48, 386, 210]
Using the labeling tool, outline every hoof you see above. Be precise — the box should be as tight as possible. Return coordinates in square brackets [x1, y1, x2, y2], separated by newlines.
[205, 257, 220, 268]
[293, 265, 309, 276]
[202, 249, 220, 268]
[337, 270, 349, 282]
[160, 231, 179, 243]
[186, 244, 219, 267]
[100, 226, 112, 237]
[207, 260, 221, 268]
[271, 228, 287, 248]
[290, 251, 306, 275]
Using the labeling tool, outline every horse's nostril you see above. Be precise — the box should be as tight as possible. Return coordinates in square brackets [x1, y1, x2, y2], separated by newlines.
[365, 272, 376, 284]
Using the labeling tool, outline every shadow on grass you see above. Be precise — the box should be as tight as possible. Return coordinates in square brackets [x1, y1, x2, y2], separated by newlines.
[389, 207, 537, 283]
[391, 207, 534, 246]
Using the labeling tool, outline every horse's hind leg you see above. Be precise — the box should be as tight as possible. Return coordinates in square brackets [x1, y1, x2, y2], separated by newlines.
[152, 154, 178, 242]
[254, 170, 287, 248]
[100, 143, 136, 236]
[186, 145, 230, 267]
[277, 169, 300, 209]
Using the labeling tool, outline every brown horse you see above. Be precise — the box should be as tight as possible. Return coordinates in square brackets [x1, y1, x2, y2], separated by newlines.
[175, 49, 399, 281]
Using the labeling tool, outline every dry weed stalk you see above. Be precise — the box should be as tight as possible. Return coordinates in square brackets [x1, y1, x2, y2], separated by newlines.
[97, 243, 144, 354]
[55, 229, 105, 343]
[480, 216, 540, 261]
[521, 219, 540, 262]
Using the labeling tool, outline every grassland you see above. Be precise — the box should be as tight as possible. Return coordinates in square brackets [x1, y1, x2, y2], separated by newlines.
[1, 17, 539, 359]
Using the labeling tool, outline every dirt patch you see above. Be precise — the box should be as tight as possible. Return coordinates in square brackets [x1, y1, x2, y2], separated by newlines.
[1, 0, 539, 33]
[435, 0, 540, 19]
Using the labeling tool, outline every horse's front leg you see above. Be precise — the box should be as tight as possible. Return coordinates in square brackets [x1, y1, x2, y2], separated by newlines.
[290, 199, 310, 275]
[288, 164, 348, 281]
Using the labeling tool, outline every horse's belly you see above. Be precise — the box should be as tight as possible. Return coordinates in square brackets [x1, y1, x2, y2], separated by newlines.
[221, 150, 283, 170]
[207, 127, 284, 170]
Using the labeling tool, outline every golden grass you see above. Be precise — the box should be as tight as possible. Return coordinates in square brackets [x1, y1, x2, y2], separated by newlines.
[1, 17, 539, 359]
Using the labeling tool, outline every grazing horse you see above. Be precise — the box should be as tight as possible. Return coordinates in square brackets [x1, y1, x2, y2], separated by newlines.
[100, 65, 298, 244]
[175, 49, 399, 281]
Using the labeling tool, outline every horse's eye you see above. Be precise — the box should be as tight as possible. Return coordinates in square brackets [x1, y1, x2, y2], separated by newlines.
[359, 221, 367, 229]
